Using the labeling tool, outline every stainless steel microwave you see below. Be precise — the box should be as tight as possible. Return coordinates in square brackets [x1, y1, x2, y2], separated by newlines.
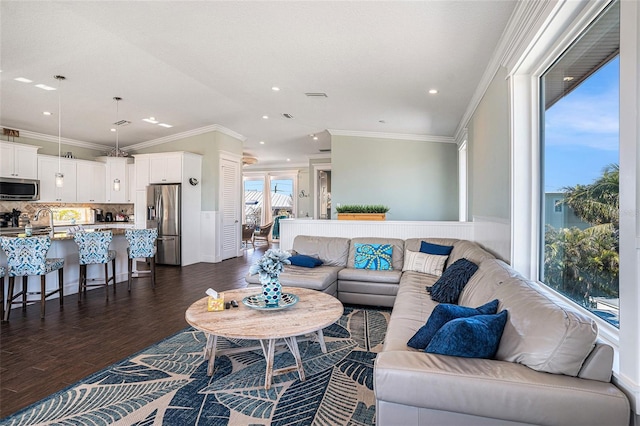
[0, 177, 40, 201]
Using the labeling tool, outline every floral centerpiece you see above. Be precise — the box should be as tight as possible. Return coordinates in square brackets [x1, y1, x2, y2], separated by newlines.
[249, 248, 291, 306]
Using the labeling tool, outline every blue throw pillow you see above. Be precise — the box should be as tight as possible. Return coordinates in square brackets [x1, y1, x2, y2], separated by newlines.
[289, 254, 323, 268]
[425, 310, 508, 359]
[420, 241, 454, 256]
[407, 299, 499, 350]
[354, 243, 393, 270]
[430, 258, 479, 304]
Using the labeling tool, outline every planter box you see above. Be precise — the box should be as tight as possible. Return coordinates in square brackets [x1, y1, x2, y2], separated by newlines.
[337, 213, 386, 221]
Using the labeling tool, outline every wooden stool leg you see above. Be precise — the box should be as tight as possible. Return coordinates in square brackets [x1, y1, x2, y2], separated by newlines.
[128, 258, 133, 291]
[4, 277, 15, 322]
[58, 268, 64, 307]
[112, 258, 116, 294]
[40, 275, 46, 319]
[150, 257, 156, 289]
[104, 263, 109, 300]
[21, 276, 27, 312]
[0, 275, 4, 322]
[78, 265, 84, 301]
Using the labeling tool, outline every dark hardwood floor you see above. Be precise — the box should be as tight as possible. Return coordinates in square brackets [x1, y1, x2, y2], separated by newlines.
[0, 244, 270, 418]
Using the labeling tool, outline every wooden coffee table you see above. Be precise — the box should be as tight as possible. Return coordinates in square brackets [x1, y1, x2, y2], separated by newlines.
[185, 286, 344, 389]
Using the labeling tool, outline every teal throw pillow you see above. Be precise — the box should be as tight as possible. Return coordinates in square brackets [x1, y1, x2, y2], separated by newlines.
[354, 243, 393, 270]
[425, 310, 508, 359]
[407, 299, 499, 350]
[420, 241, 454, 256]
[289, 254, 323, 268]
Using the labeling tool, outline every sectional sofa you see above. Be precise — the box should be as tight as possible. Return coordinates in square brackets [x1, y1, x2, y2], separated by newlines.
[245, 235, 630, 425]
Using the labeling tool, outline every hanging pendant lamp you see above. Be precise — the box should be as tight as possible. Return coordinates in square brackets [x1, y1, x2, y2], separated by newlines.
[54, 75, 66, 188]
[112, 97, 122, 190]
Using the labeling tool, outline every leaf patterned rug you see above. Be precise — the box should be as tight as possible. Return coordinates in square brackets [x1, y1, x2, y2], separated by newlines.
[1, 306, 390, 426]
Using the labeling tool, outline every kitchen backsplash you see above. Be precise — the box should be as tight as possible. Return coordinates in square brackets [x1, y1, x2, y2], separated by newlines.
[0, 201, 134, 228]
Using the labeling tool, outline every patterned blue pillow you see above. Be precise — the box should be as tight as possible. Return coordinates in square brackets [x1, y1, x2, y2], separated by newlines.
[425, 310, 508, 359]
[407, 299, 499, 350]
[354, 243, 393, 270]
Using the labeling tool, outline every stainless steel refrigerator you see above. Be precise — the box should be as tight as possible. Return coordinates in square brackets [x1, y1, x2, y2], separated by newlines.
[147, 183, 181, 265]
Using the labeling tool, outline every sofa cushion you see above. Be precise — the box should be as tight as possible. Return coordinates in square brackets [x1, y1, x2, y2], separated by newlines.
[495, 277, 598, 376]
[448, 240, 495, 265]
[429, 258, 479, 303]
[354, 243, 393, 270]
[407, 299, 499, 350]
[458, 259, 522, 307]
[338, 267, 402, 283]
[425, 310, 508, 359]
[246, 264, 342, 292]
[402, 250, 447, 276]
[348, 238, 405, 271]
[292, 235, 350, 267]
[420, 241, 454, 256]
[289, 254, 323, 268]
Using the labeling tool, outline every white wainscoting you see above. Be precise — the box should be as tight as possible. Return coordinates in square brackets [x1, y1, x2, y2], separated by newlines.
[200, 211, 218, 263]
[472, 216, 511, 263]
[279, 219, 474, 251]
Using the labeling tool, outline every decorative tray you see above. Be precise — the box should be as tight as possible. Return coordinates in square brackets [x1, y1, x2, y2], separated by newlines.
[242, 293, 299, 311]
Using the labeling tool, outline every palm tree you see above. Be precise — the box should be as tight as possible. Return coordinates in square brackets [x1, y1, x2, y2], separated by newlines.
[561, 164, 619, 228]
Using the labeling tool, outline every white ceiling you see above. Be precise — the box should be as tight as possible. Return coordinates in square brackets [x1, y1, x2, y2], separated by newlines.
[0, 1, 517, 167]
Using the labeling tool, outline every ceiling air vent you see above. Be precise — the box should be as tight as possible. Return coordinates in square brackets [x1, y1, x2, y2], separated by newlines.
[281, 113, 294, 119]
[319, 148, 331, 153]
[305, 92, 328, 98]
[113, 120, 131, 127]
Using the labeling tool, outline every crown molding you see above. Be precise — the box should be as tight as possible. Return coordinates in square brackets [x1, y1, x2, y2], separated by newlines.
[453, 0, 557, 142]
[327, 129, 455, 144]
[1, 127, 111, 151]
[126, 124, 247, 151]
[307, 154, 332, 160]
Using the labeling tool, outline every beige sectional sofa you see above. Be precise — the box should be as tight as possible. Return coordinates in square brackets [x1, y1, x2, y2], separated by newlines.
[245, 235, 630, 425]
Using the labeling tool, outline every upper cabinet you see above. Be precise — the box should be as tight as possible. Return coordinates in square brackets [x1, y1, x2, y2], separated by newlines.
[96, 157, 133, 203]
[0, 142, 38, 179]
[149, 153, 182, 183]
[76, 160, 106, 203]
[38, 155, 77, 202]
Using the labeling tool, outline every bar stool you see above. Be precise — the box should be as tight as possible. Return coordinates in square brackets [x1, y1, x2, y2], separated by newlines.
[0, 266, 6, 321]
[125, 228, 158, 291]
[73, 231, 116, 300]
[0, 236, 64, 321]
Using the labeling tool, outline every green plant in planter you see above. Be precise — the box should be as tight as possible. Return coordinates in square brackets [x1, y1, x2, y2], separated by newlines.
[335, 204, 390, 214]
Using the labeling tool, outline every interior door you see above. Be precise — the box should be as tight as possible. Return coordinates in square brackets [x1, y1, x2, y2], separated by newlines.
[220, 157, 241, 260]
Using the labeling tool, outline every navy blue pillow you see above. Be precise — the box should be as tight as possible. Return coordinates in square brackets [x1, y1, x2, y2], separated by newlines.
[407, 299, 499, 350]
[420, 241, 454, 256]
[289, 254, 323, 268]
[425, 310, 508, 359]
[430, 258, 479, 304]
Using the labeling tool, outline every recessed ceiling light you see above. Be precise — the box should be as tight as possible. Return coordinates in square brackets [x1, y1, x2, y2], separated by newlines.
[286, 158, 291, 162]
[35, 84, 56, 91]
[259, 141, 265, 145]
[262, 115, 269, 119]
[428, 89, 438, 94]
[110, 128, 116, 132]
[271, 86, 280, 91]
[142, 118, 159, 124]
[43, 111, 52, 116]
[14, 77, 33, 83]
[158, 123, 173, 128]
[313, 136, 318, 141]
[563, 76, 574, 81]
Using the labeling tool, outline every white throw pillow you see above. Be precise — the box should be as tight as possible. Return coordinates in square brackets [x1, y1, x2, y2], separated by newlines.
[402, 249, 448, 276]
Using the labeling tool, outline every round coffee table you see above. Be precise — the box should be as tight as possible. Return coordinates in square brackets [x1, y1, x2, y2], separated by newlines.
[185, 286, 343, 389]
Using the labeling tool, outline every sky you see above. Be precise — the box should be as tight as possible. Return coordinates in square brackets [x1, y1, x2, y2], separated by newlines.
[543, 56, 619, 193]
[244, 179, 293, 196]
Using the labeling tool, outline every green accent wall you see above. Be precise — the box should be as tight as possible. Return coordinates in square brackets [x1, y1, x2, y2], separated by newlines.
[331, 135, 458, 220]
[468, 66, 510, 221]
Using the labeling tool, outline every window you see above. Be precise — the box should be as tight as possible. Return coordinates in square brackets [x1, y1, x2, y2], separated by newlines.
[539, 1, 620, 327]
[243, 171, 298, 228]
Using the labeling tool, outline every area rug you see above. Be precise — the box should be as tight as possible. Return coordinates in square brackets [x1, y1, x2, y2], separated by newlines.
[1, 307, 390, 426]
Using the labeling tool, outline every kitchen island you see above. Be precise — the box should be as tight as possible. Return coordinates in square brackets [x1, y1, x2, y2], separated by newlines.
[0, 224, 135, 308]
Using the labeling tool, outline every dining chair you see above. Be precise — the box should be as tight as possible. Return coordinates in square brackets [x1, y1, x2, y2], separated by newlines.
[73, 231, 116, 300]
[0, 236, 64, 321]
[125, 228, 158, 291]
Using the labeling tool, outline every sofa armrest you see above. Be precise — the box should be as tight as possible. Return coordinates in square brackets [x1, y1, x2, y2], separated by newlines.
[374, 351, 629, 426]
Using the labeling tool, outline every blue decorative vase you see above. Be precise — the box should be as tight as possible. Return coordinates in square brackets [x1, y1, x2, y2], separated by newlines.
[261, 276, 282, 306]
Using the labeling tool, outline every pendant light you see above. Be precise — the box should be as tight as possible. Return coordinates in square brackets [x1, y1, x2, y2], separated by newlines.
[54, 75, 66, 188]
[112, 97, 122, 191]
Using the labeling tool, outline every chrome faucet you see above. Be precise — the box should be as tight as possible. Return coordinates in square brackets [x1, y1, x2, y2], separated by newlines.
[34, 208, 55, 238]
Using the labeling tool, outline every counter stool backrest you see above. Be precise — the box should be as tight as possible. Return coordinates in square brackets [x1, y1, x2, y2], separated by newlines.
[74, 231, 113, 265]
[0, 236, 52, 276]
[125, 229, 158, 258]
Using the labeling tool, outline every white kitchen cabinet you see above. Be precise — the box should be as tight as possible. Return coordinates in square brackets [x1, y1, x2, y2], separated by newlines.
[0, 142, 38, 179]
[134, 155, 149, 191]
[76, 161, 106, 203]
[127, 163, 136, 203]
[37, 155, 77, 202]
[96, 157, 132, 203]
[149, 154, 182, 183]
